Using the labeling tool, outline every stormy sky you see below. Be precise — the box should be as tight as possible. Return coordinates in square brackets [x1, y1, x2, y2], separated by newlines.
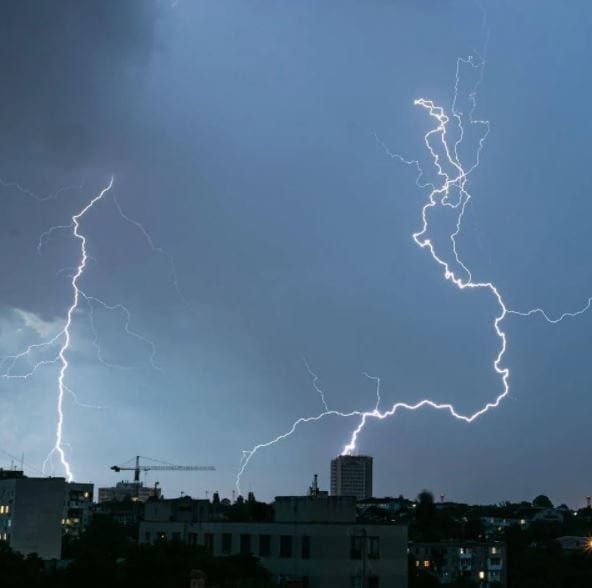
[1, 0, 591, 507]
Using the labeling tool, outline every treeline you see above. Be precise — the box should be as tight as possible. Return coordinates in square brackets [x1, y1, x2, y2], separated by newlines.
[1, 515, 272, 588]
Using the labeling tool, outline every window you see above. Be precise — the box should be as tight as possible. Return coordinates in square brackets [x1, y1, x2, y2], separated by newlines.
[490, 546, 497, 555]
[350, 536, 362, 559]
[222, 533, 232, 555]
[157, 531, 166, 541]
[280, 535, 293, 558]
[204, 533, 214, 551]
[423, 560, 430, 568]
[259, 534, 271, 557]
[172, 532, 181, 542]
[479, 571, 485, 580]
[351, 578, 363, 588]
[144, 531, 151, 542]
[240, 534, 251, 554]
[368, 577, 380, 588]
[301, 535, 310, 559]
[188, 533, 197, 546]
[368, 537, 380, 559]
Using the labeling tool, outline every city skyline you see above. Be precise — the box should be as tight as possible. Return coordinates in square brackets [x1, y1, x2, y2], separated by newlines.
[1, 1, 592, 507]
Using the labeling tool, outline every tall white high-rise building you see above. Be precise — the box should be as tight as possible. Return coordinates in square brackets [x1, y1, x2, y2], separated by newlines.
[330, 455, 373, 500]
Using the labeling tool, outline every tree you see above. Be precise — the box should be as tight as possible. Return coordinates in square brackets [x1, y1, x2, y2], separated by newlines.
[417, 491, 436, 519]
[533, 495, 553, 509]
[0, 543, 45, 588]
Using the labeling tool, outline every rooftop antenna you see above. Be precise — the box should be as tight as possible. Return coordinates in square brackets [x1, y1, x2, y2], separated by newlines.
[308, 473, 320, 497]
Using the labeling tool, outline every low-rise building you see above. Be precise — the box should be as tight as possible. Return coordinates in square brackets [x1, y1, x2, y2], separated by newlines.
[0, 469, 65, 559]
[63, 482, 94, 537]
[481, 515, 528, 535]
[410, 540, 507, 587]
[98, 480, 161, 503]
[140, 494, 408, 587]
[556, 536, 592, 552]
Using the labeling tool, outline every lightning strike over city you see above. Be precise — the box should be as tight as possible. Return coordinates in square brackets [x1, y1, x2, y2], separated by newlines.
[235, 12, 592, 494]
[2, 5, 592, 582]
[2, 177, 167, 480]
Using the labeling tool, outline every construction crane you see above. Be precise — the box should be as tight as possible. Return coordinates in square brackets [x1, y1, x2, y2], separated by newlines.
[110, 456, 215, 499]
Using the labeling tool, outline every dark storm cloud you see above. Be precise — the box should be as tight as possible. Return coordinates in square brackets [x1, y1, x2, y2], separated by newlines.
[0, 0, 160, 169]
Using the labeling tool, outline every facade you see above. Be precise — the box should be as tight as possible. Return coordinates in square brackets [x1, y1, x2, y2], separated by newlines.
[0, 470, 65, 559]
[410, 541, 507, 587]
[480, 516, 528, 536]
[139, 495, 407, 587]
[556, 536, 592, 552]
[330, 455, 373, 500]
[98, 480, 161, 503]
[63, 482, 94, 537]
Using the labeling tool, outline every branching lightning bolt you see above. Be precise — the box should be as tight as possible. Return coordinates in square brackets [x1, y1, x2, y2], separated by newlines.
[0, 175, 85, 203]
[113, 193, 192, 311]
[48, 178, 114, 481]
[236, 25, 592, 493]
[2, 177, 165, 481]
[303, 357, 330, 412]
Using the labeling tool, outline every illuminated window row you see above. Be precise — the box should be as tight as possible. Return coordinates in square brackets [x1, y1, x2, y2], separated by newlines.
[0, 505, 10, 515]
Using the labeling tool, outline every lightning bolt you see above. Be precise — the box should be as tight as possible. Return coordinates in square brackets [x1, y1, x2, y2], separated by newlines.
[0, 175, 85, 203]
[48, 178, 114, 481]
[236, 22, 592, 493]
[113, 193, 192, 312]
[2, 177, 165, 481]
[303, 357, 330, 412]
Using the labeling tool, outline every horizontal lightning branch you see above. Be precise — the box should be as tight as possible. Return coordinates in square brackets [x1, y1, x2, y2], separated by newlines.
[236, 41, 592, 494]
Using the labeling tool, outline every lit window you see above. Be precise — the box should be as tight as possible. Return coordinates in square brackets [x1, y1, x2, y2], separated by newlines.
[479, 571, 485, 580]
[415, 560, 420, 567]
[423, 560, 430, 568]
[5, 506, 9, 514]
[460, 548, 465, 555]
[491, 547, 497, 555]
[0, 506, 4, 514]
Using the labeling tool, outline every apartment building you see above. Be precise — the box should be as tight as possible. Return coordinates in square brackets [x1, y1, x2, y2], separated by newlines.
[140, 494, 407, 587]
[410, 540, 507, 587]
